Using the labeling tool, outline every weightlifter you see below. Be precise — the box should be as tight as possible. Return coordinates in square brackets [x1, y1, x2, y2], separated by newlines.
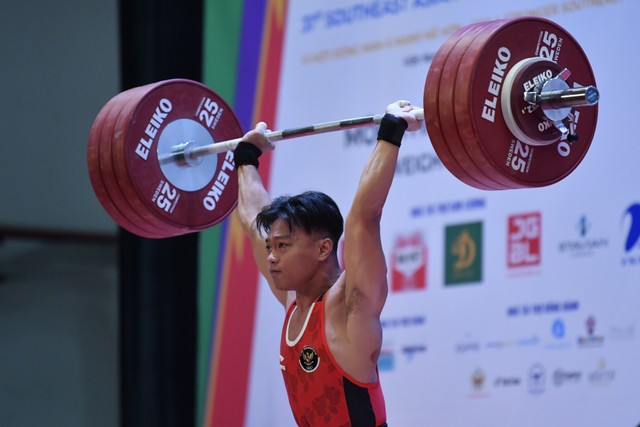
[234, 100, 422, 427]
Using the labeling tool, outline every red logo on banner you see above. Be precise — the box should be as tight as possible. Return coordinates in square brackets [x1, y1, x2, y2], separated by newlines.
[391, 232, 428, 292]
[507, 212, 542, 268]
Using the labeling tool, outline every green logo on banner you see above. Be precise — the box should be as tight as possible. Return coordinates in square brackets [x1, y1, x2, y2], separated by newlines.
[445, 222, 483, 285]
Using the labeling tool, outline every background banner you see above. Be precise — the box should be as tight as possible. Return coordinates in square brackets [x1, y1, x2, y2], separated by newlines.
[203, 0, 640, 425]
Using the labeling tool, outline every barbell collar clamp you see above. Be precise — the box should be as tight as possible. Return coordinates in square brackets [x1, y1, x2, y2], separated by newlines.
[168, 141, 205, 167]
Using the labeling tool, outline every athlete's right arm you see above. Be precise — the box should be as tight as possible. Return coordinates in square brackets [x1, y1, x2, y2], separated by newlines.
[235, 123, 289, 307]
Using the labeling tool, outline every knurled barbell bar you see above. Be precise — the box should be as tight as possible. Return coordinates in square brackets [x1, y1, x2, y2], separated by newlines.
[87, 16, 599, 238]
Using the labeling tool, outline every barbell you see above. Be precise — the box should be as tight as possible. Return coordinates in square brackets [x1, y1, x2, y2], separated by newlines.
[87, 16, 599, 238]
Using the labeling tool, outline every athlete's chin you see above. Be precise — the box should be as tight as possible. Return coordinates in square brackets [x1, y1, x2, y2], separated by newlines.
[274, 282, 294, 292]
[272, 277, 291, 291]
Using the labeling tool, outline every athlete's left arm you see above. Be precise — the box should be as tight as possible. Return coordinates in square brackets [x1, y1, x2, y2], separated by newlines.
[342, 102, 422, 349]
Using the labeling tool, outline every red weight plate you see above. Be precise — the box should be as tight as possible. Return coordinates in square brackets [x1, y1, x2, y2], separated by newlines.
[438, 19, 513, 190]
[98, 87, 169, 237]
[115, 79, 243, 232]
[88, 95, 161, 238]
[108, 85, 187, 238]
[455, 17, 598, 188]
[88, 100, 147, 236]
[424, 23, 495, 190]
[451, 19, 527, 189]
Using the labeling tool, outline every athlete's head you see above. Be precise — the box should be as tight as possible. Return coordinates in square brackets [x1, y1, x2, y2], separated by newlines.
[256, 191, 343, 255]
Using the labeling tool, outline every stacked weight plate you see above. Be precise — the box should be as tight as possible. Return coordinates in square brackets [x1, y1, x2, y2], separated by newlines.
[87, 17, 600, 238]
[87, 79, 243, 237]
[424, 16, 598, 190]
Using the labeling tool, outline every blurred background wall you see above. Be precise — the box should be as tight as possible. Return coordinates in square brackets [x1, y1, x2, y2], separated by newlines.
[0, 0, 120, 237]
[0, 0, 200, 426]
[0, 1, 120, 425]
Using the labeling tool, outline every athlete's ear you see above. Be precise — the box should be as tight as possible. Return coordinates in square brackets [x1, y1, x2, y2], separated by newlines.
[317, 237, 333, 261]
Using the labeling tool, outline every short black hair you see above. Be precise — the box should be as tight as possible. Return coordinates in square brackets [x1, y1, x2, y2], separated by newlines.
[256, 191, 343, 254]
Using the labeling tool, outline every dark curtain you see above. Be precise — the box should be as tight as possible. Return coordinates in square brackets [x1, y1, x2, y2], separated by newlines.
[118, 0, 203, 426]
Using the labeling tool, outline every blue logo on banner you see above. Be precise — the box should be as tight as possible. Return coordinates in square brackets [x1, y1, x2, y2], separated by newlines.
[558, 215, 609, 257]
[577, 215, 590, 237]
[624, 203, 640, 252]
[381, 315, 426, 329]
[402, 344, 427, 362]
[552, 319, 565, 339]
[622, 203, 640, 267]
[507, 300, 579, 317]
[527, 363, 546, 395]
[378, 349, 395, 372]
[411, 198, 486, 218]
[546, 318, 571, 350]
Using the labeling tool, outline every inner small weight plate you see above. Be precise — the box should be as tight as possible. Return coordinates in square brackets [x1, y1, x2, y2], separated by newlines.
[157, 118, 218, 192]
[501, 57, 563, 146]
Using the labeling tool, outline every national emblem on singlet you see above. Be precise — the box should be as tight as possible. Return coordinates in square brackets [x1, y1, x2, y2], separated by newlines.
[299, 346, 319, 372]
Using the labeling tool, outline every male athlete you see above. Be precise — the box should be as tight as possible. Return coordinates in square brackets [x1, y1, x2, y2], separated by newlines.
[235, 101, 422, 427]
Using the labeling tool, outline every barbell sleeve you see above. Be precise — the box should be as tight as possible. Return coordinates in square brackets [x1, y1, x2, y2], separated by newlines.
[538, 86, 599, 109]
[525, 85, 599, 109]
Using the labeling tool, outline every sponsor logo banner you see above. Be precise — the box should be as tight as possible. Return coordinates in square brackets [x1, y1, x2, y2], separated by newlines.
[445, 222, 483, 285]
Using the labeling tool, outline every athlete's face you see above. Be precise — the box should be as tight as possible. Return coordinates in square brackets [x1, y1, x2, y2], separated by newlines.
[265, 219, 323, 291]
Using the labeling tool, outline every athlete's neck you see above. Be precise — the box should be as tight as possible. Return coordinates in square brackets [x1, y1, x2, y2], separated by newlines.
[295, 262, 341, 310]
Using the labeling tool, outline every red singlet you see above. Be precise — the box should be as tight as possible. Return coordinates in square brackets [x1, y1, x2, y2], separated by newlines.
[279, 294, 387, 427]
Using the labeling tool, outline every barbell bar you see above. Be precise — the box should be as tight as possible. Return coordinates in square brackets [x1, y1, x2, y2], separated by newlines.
[159, 109, 426, 165]
[87, 16, 600, 238]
